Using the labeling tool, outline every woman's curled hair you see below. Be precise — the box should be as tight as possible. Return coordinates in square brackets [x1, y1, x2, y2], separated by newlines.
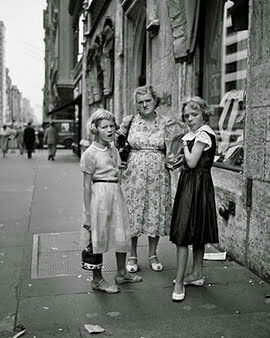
[134, 85, 159, 108]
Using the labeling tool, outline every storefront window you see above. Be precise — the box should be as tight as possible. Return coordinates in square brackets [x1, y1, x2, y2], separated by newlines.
[61, 123, 70, 133]
[202, 0, 248, 171]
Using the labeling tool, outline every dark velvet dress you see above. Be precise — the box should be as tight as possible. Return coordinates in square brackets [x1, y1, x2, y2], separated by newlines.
[170, 128, 219, 247]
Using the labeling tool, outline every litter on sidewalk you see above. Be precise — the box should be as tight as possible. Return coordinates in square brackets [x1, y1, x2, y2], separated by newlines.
[203, 251, 227, 260]
[12, 329, 26, 338]
[12, 325, 26, 338]
[84, 324, 105, 334]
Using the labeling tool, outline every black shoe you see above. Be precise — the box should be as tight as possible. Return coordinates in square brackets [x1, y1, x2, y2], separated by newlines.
[51, 157, 55, 161]
[48, 156, 51, 160]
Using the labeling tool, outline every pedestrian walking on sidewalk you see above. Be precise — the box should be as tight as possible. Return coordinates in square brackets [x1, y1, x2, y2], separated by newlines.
[8, 125, 17, 154]
[23, 122, 36, 159]
[170, 96, 219, 302]
[37, 127, 44, 150]
[44, 122, 58, 160]
[0, 125, 10, 158]
[15, 123, 25, 155]
[80, 109, 143, 294]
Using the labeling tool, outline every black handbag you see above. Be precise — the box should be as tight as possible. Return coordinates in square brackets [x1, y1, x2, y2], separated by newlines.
[115, 115, 134, 162]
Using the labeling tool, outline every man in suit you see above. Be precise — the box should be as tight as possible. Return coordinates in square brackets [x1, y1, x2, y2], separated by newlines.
[23, 122, 36, 159]
[44, 122, 58, 161]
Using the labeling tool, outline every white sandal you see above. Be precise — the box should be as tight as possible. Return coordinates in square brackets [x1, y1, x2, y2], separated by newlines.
[149, 255, 163, 271]
[126, 256, 139, 273]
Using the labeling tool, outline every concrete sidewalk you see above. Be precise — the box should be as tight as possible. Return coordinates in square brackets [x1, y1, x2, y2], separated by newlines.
[0, 150, 269, 338]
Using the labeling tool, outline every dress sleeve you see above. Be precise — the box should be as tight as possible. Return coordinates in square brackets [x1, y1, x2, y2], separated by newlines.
[80, 150, 96, 175]
[117, 114, 134, 136]
[195, 131, 212, 151]
[164, 119, 189, 170]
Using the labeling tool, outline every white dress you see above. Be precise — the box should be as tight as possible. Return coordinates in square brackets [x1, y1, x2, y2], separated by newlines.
[80, 144, 130, 254]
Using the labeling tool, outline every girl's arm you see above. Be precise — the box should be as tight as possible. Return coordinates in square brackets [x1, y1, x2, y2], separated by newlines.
[82, 173, 92, 226]
[183, 140, 207, 169]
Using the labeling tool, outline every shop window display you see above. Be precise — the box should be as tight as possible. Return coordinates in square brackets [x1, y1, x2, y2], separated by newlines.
[202, 0, 248, 171]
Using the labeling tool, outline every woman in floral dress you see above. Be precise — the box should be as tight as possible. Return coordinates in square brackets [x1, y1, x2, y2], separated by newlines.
[118, 85, 187, 272]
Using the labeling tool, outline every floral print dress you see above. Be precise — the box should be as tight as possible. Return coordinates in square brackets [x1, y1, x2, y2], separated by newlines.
[120, 113, 172, 237]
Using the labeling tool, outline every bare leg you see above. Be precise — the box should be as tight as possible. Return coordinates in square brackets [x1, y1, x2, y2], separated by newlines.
[148, 235, 159, 257]
[130, 237, 138, 258]
[92, 267, 103, 283]
[115, 252, 127, 276]
[115, 252, 143, 283]
[192, 245, 204, 277]
[184, 245, 204, 282]
[126, 237, 140, 272]
[174, 246, 188, 293]
[148, 236, 163, 271]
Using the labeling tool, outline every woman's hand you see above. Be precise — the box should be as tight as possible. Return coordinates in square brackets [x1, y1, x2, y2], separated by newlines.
[83, 224, 91, 231]
[119, 161, 128, 170]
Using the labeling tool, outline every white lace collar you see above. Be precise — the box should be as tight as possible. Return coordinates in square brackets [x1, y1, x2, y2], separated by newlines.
[182, 124, 215, 141]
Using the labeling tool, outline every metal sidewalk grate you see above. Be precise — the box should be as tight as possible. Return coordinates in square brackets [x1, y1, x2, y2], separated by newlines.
[31, 232, 176, 279]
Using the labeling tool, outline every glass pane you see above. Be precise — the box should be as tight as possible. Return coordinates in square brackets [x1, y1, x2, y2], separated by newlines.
[203, 0, 248, 171]
[77, 14, 84, 62]
[61, 123, 69, 132]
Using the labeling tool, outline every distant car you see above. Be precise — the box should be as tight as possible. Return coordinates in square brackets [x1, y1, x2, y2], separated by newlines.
[43, 120, 75, 148]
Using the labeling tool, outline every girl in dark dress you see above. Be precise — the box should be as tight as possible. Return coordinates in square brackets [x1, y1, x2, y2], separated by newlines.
[170, 97, 219, 302]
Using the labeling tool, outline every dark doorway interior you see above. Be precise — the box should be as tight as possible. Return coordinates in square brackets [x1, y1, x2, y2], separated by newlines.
[138, 29, 146, 86]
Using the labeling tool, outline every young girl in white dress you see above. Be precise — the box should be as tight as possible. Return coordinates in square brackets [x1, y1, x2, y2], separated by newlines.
[80, 109, 143, 294]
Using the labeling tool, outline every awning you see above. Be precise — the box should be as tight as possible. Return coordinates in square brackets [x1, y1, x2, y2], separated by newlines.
[47, 96, 81, 116]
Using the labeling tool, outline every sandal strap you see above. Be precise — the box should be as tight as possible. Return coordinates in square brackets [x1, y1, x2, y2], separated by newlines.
[128, 256, 138, 261]
[149, 255, 158, 260]
[92, 278, 104, 287]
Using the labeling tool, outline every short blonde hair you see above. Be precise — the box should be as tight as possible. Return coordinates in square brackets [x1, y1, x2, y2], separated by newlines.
[86, 109, 116, 138]
[181, 96, 212, 122]
[134, 85, 159, 108]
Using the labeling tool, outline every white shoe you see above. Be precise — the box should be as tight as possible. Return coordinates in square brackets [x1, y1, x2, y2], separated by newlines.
[172, 286, 185, 302]
[126, 257, 139, 273]
[149, 255, 163, 271]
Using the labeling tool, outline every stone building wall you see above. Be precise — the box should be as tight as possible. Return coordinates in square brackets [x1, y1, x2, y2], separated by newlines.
[147, 1, 178, 119]
[243, 0, 270, 280]
[205, 0, 270, 281]
[81, 0, 116, 139]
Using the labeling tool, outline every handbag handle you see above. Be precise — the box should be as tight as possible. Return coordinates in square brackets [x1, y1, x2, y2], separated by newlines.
[125, 114, 135, 139]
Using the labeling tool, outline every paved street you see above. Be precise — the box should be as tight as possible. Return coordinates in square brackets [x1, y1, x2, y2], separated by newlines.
[0, 149, 270, 338]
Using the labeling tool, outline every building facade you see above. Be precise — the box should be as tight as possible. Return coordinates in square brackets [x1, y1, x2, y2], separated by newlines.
[5, 68, 12, 122]
[0, 22, 36, 126]
[0, 21, 6, 125]
[43, 0, 74, 121]
[21, 97, 35, 123]
[10, 85, 21, 122]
